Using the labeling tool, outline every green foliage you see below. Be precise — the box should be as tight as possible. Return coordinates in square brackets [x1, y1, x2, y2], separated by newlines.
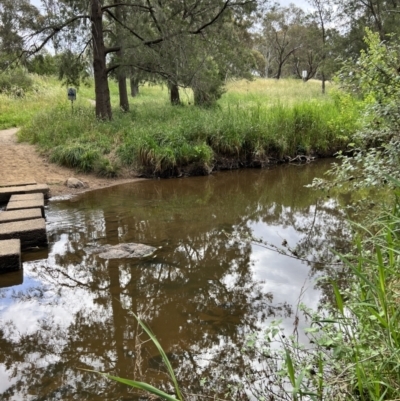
[50, 144, 101, 172]
[0, 0, 41, 70]
[94, 158, 121, 178]
[14, 76, 360, 177]
[0, 74, 64, 129]
[93, 374, 181, 401]
[0, 68, 33, 95]
[310, 30, 400, 192]
[338, 29, 400, 129]
[26, 52, 60, 76]
[58, 50, 91, 89]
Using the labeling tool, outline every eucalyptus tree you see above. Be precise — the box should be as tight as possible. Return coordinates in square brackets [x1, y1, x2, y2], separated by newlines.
[118, 0, 258, 106]
[190, 18, 256, 105]
[291, 21, 322, 81]
[303, 0, 334, 93]
[334, 0, 400, 55]
[27, 0, 258, 119]
[0, 0, 40, 69]
[260, 4, 305, 79]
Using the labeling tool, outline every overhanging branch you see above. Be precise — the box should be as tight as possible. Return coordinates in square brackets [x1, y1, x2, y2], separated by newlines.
[105, 46, 121, 55]
[25, 14, 90, 55]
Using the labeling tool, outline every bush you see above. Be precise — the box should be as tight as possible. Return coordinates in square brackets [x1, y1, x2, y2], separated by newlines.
[309, 30, 400, 192]
[95, 158, 121, 178]
[0, 69, 33, 95]
[50, 144, 101, 172]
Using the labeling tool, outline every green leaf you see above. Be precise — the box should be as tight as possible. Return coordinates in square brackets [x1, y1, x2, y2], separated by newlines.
[82, 370, 180, 401]
[331, 281, 344, 315]
[131, 312, 183, 401]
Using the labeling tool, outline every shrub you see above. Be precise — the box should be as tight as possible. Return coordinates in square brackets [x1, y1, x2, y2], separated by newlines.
[0, 68, 34, 96]
[95, 158, 121, 178]
[50, 144, 101, 172]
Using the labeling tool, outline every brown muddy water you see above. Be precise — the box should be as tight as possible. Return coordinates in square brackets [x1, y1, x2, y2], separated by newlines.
[0, 161, 351, 400]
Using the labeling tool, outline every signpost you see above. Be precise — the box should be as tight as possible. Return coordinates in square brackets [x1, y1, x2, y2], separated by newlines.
[68, 88, 76, 112]
[302, 70, 307, 82]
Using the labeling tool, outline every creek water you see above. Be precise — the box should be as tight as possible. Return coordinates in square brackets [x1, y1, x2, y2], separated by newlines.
[0, 161, 350, 400]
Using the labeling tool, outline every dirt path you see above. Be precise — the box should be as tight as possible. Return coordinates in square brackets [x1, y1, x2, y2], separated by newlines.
[0, 128, 144, 199]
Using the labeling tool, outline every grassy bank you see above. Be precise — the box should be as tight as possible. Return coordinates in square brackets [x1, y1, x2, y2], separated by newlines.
[0, 75, 65, 129]
[5, 76, 361, 177]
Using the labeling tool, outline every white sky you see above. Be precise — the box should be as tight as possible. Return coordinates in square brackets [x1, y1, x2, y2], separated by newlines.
[281, 0, 311, 9]
[30, 0, 312, 12]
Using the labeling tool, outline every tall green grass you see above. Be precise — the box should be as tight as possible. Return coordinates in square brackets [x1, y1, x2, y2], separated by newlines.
[0, 74, 65, 129]
[9, 75, 361, 176]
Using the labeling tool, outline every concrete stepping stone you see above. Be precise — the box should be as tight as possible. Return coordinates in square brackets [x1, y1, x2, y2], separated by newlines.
[22, 246, 49, 263]
[10, 193, 44, 202]
[0, 219, 47, 250]
[0, 268, 23, 287]
[0, 179, 36, 188]
[0, 239, 21, 272]
[6, 198, 45, 218]
[0, 208, 42, 223]
[0, 184, 50, 203]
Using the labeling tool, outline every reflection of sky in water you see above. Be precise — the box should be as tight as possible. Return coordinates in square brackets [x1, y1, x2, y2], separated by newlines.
[0, 164, 349, 399]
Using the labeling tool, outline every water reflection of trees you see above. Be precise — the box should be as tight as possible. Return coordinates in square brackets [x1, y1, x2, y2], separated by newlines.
[0, 161, 351, 400]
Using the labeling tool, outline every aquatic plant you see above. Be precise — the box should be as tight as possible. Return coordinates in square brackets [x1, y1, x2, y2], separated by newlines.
[86, 313, 183, 401]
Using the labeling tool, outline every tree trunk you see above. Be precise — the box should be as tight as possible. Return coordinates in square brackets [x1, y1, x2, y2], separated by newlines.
[91, 0, 112, 120]
[118, 73, 129, 111]
[275, 63, 283, 79]
[115, 1, 129, 112]
[169, 83, 180, 105]
[321, 72, 326, 94]
[130, 77, 139, 97]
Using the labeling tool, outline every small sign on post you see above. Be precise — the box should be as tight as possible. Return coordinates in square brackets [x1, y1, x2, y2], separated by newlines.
[302, 70, 307, 82]
[67, 88, 76, 112]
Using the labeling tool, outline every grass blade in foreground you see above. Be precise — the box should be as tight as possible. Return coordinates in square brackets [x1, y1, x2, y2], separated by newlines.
[85, 314, 184, 401]
[132, 312, 183, 400]
[83, 369, 180, 401]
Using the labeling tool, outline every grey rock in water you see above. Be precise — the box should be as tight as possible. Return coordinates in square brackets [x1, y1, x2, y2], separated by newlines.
[65, 178, 86, 188]
[89, 243, 156, 259]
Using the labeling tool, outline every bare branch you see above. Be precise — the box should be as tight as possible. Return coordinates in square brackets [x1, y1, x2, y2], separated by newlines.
[104, 9, 146, 42]
[24, 15, 89, 55]
[77, 37, 92, 59]
[105, 46, 121, 55]
[189, 0, 230, 34]
[101, 3, 151, 12]
[106, 64, 120, 74]
[146, 0, 163, 34]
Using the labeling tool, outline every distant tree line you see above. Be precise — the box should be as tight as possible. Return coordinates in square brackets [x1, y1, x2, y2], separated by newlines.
[0, 0, 399, 118]
[252, 0, 400, 90]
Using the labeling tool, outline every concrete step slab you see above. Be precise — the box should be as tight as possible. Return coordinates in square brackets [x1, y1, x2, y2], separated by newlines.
[22, 246, 49, 263]
[0, 208, 42, 223]
[0, 219, 47, 250]
[0, 239, 21, 272]
[0, 184, 50, 203]
[0, 179, 36, 188]
[10, 193, 44, 202]
[0, 268, 23, 287]
[6, 199, 45, 217]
